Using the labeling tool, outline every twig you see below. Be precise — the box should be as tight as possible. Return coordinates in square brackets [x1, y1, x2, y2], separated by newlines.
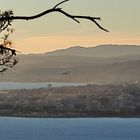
[53, 0, 70, 9]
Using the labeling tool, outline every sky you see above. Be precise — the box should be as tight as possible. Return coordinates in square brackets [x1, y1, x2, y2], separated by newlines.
[1, 0, 140, 53]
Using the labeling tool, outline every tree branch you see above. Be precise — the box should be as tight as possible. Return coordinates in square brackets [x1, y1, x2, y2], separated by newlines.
[0, 1, 109, 32]
[53, 0, 70, 9]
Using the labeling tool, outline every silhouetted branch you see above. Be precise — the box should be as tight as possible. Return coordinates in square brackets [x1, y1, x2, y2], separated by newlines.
[53, 0, 70, 9]
[0, 1, 108, 32]
[57, 9, 108, 32]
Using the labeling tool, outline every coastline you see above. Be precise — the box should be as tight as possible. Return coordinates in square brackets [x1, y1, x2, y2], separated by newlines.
[1, 113, 140, 119]
[0, 83, 140, 118]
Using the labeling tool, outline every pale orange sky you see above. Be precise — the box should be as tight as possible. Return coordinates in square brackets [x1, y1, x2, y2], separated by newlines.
[1, 0, 140, 54]
[14, 31, 140, 54]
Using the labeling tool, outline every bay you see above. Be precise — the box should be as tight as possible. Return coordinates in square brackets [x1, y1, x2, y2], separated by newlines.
[0, 82, 87, 90]
[0, 117, 140, 140]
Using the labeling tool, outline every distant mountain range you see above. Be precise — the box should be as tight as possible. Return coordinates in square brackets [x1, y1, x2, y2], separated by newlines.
[46, 44, 140, 58]
[1, 44, 140, 83]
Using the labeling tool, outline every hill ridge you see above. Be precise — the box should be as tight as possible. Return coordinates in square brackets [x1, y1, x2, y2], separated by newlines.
[46, 44, 140, 58]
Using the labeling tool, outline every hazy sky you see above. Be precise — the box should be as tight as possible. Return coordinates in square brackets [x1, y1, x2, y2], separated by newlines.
[1, 0, 140, 53]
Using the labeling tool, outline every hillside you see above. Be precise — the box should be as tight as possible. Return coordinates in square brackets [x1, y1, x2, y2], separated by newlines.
[0, 84, 140, 117]
[1, 44, 140, 83]
[47, 44, 140, 57]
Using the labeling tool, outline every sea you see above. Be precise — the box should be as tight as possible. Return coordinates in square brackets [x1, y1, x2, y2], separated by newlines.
[0, 117, 140, 140]
[0, 82, 87, 90]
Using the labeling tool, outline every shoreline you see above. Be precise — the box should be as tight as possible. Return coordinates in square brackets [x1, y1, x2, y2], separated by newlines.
[0, 84, 140, 118]
[1, 113, 140, 119]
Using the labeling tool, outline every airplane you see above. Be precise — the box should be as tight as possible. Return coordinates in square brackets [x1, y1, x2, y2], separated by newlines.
[61, 71, 70, 75]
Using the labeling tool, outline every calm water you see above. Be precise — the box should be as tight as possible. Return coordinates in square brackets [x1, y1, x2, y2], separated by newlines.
[0, 117, 140, 140]
[0, 82, 87, 90]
